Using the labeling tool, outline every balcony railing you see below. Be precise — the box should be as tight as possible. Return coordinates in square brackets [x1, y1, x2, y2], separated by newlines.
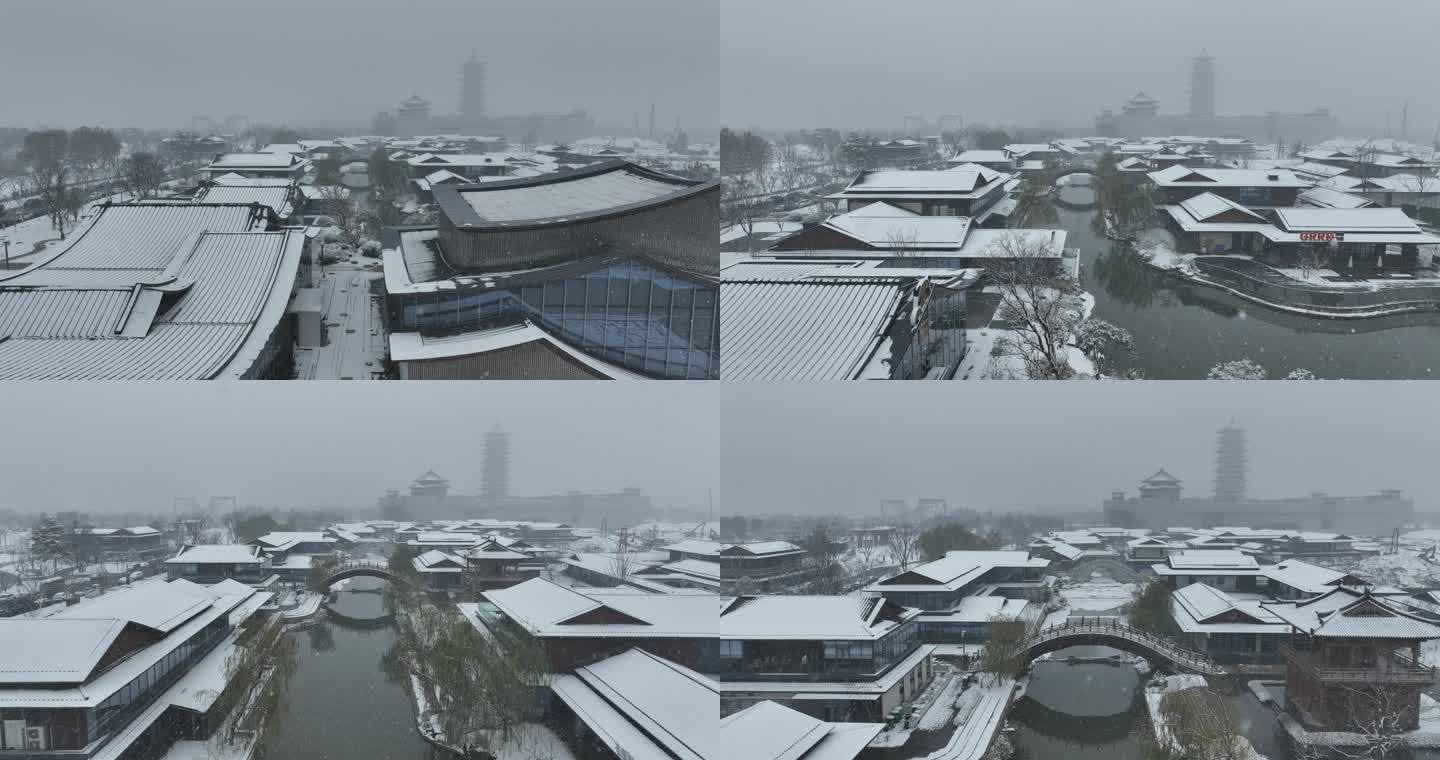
[1280, 641, 1439, 685]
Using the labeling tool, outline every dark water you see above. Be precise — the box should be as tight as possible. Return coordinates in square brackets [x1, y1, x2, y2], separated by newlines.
[1010, 646, 1152, 760]
[263, 579, 448, 760]
[1057, 186, 1440, 379]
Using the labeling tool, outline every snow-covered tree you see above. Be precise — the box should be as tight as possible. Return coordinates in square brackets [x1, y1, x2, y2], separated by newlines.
[1073, 318, 1135, 376]
[988, 231, 1087, 380]
[30, 515, 68, 572]
[1285, 368, 1318, 380]
[1206, 359, 1267, 380]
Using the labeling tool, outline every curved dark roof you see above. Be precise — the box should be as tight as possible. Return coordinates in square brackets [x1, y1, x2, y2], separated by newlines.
[433, 159, 717, 231]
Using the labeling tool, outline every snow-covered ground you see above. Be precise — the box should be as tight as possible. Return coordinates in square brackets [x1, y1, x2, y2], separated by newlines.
[913, 679, 1015, 760]
[1056, 577, 1136, 613]
[294, 263, 386, 380]
[1314, 548, 1440, 589]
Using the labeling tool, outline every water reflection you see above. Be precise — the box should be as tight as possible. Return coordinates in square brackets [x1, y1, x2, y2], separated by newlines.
[1056, 197, 1440, 378]
[263, 579, 450, 760]
[1010, 647, 1151, 760]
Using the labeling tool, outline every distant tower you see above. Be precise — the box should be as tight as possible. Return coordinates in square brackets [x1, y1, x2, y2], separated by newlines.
[649, 104, 655, 140]
[461, 56, 487, 131]
[482, 424, 511, 502]
[396, 94, 432, 138]
[410, 470, 450, 498]
[1189, 52, 1216, 119]
[1138, 469, 1183, 501]
[1213, 421, 1248, 502]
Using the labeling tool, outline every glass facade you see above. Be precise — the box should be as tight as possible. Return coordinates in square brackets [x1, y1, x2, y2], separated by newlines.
[86, 616, 230, 745]
[397, 261, 718, 379]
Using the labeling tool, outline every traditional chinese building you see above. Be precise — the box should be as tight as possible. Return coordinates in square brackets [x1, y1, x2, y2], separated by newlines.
[1265, 588, 1440, 731]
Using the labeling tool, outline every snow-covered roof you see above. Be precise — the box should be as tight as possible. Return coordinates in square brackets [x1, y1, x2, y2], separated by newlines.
[661, 539, 724, 557]
[1271, 207, 1425, 233]
[721, 700, 883, 760]
[463, 540, 530, 561]
[0, 204, 303, 380]
[719, 278, 906, 382]
[661, 559, 721, 581]
[207, 152, 308, 170]
[387, 322, 644, 379]
[1264, 588, 1440, 639]
[1260, 560, 1353, 594]
[948, 150, 1012, 164]
[1165, 550, 1259, 570]
[916, 595, 1030, 624]
[484, 578, 713, 638]
[833, 168, 1003, 198]
[1178, 192, 1268, 223]
[1298, 186, 1375, 210]
[723, 541, 803, 557]
[1170, 583, 1285, 634]
[167, 544, 265, 565]
[438, 160, 705, 225]
[822, 202, 973, 249]
[413, 549, 465, 572]
[0, 580, 259, 699]
[1148, 165, 1309, 188]
[551, 648, 717, 760]
[719, 595, 918, 640]
[253, 532, 334, 550]
[1290, 161, 1350, 179]
[0, 618, 127, 683]
[408, 531, 484, 545]
[866, 551, 1049, 594]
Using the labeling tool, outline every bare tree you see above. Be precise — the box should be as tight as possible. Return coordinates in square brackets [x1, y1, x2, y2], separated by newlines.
[1288, 683, 1413, 760]
[25, 166, 80, 241]
[1151, 687, 1250, 760]
[987, 231, 1086, 379]
[120, 152, 166, 200]
[1351, 140, 1380, 180]
[608, 528, 637, 583]
[887, 522, 921, 572]
[316, 185, 360, 247]
[882, 226, 921, 257]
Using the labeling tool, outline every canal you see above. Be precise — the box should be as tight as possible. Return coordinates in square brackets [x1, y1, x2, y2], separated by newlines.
[1055, 185, 1440, 379]
[1010, 646, 1152, 760]
[264, 578, 452, 760]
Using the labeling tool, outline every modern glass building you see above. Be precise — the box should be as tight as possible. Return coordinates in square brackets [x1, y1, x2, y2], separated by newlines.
[382, 161, 719, 379]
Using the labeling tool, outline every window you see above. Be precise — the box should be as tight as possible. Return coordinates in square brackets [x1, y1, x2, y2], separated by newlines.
[720, 640, 743, 659]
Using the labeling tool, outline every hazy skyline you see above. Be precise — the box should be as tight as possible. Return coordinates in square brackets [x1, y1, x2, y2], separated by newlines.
[721, 0, 1440, 133]
[721, 383, 1438, 518]
[0, 0, 717, 133]
[0, 383, 718, 515]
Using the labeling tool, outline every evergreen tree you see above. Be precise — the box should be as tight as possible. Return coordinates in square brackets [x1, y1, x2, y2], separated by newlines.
[30, 514, 68, 571]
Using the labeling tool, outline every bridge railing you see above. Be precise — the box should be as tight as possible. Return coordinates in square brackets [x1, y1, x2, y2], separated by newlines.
[1028, 617, 1222, 673]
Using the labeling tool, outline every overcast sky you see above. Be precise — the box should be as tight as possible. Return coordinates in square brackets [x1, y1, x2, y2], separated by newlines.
[721, 0, 1440, 133]
[0, 383, 718, 515]
[721, 383, 1435, 518]
[0, 0, 717, 133]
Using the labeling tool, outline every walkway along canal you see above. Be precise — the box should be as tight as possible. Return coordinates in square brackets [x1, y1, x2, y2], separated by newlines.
[1057, 185, 1440, 378]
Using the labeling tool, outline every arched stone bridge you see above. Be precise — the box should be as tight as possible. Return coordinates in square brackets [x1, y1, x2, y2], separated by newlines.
[1020, 618, 1225, 675]
[1051, 165, 1098, 183]
[317, 559, 412, 590]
